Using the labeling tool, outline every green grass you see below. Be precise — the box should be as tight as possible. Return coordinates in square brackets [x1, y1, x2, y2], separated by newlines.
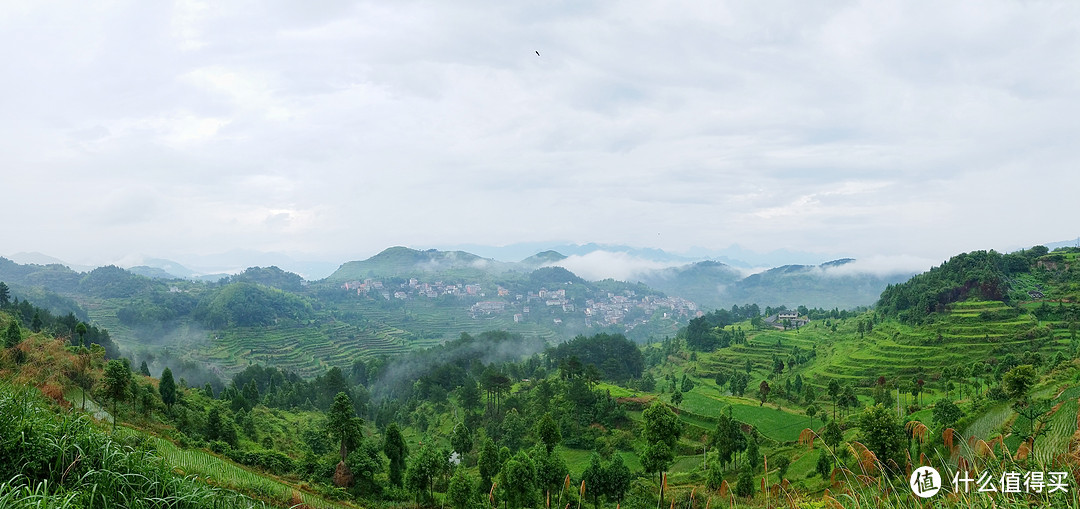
[118, 430, 353, 509]
[0, 381, 277, 509]
[675, 390, 806, 443]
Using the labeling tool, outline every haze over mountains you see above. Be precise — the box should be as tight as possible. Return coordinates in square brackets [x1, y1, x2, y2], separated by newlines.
[2, 245, 928, 311]
[8, 242, 904, 277]
[5, 238, 1074, 311]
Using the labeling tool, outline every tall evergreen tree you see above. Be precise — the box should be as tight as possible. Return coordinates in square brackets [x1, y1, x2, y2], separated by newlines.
[828, 379, 841, 419]
[206, 407, 223, 441]
[605, 454, 632, 505]
[534, 413, 561, 454]
[4, 320, 21, 349]
[383, 423, 408, 487]
[857, 404, 904, 467]
[327, 392, 362, 463]
[451, 422, 473, 456]
[711, 412, 746, 469]
[159, 367, 177, 410]
[73, 348, 93, 411]
[30, 312, 41, 333]
[478, 436, 500, 488]
[75, 322, 87, 348]
[581, 453, 606, 508]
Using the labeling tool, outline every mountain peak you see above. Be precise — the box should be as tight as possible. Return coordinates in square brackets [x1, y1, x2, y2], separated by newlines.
[521, 250, 567, 266]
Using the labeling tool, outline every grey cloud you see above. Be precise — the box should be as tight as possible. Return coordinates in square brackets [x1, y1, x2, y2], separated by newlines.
[1, 1, 1078, 266]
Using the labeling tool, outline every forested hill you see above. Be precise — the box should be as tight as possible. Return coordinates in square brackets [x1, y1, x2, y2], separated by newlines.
[877, 245, 1078, 323]
[326, 246, 518, 282]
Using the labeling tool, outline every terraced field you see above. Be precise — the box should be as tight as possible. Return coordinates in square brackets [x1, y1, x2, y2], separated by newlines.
[961, 384, 1080, 466]
[699, 302, 1068, 398]
[85, 295, 569, 379]
[81, 299, 139, 350]
[1039, 395, 1078, 465]
[962, 403, 1013, 444]
[678, 390, 807, 443]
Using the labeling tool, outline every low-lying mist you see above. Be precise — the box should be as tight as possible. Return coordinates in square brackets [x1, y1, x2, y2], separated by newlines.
[367, 331, 548, 401]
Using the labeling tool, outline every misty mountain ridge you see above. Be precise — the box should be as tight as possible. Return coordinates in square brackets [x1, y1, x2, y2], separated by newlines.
[2, 244, 924, 311]
[328, 246, 915, 310]
[18, 239, 1072, 312]
[2, 240, 924, 284]
[432, 241, 845, 268]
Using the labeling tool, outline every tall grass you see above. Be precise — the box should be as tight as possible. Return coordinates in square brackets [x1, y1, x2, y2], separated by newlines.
[798, 425, 1080, 509]
[0, 381, 277, 508]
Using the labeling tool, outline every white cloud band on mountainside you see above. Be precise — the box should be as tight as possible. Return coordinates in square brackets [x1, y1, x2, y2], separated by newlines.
[543, 250, 935, 283]
[541, 251, 683, 282]
[820, 255, 938, 277]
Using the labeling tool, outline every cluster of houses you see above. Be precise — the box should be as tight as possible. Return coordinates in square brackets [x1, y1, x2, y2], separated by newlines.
[584, 293, 699, 328]
[341, 277, 700, 331]
[341, 278, 490, 301]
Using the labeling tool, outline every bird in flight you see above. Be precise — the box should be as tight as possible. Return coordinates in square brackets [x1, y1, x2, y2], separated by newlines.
[535, 50, 540, 57]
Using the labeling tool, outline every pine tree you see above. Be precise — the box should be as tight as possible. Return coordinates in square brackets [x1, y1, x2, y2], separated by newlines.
[4, 320, 21, 349]
[159, 367, 177, 410]
[478, 436, 500, 487]
[30, 312, 41, 333]
[327, 392, 361, 463]
[75, 322, 87, 348]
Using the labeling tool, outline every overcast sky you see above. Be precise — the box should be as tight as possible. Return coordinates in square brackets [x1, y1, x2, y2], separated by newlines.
[2, 1, 1078, 271]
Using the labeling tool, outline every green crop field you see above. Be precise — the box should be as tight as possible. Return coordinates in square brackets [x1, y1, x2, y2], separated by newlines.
[676, 391, 806, 443]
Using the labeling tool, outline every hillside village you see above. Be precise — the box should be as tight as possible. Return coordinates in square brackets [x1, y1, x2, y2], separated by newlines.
[340, 276, 700, 331]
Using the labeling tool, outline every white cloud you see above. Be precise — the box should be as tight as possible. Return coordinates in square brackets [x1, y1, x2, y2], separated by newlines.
[542, 251, 683, 282]
[821, 255, 939, 277]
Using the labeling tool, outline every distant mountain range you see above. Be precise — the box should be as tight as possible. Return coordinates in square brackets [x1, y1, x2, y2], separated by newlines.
[432, 242, 845, 268]
[323, 247, 912, 310]
[11, 239, 1076, 311]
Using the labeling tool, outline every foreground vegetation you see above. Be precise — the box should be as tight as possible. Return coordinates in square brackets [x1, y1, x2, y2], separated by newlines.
[1, 244, 1079, 508]
[0, 380, 279, 508]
